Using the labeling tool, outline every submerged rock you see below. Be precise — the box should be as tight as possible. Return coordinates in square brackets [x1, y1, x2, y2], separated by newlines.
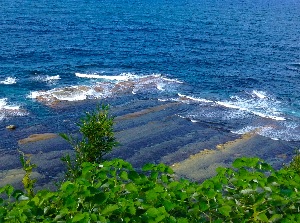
[18, 133, 58, 145]
[6, 125, 16, 130]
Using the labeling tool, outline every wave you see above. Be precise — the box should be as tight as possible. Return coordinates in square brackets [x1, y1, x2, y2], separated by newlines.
[176, 91, 285, 121]
[177, 93, 214, 103]
[29, 74, 182, 106]
[33, 75, 61, 84]
[28, 86, 102, 104]
[251, 90, 267, 99]
[290, 62, 300, 67]
[0, 98, 27, 121]
[174, 90, 297, 141]
[232, 122, 300, 141]
[216, 90, 286, 121]
[75, 72, 138, 81]
[0, 77, 17, 85]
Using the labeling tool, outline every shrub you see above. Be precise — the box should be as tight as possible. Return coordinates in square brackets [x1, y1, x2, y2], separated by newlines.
[60, 105, 119, 180]
[1, 157, 300, 222]
[285, 150, 300, 175]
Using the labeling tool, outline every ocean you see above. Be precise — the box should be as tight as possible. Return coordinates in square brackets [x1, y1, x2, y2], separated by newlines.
[1, 0, 300, 152]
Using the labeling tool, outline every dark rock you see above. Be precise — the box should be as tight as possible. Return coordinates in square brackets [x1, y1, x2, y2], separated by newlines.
[6, 125, 16, 130]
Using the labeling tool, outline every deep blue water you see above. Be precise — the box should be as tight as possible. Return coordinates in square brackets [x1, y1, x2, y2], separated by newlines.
[1, 0, 300, 142]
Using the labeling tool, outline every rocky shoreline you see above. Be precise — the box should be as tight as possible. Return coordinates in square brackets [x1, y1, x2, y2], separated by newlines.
[0, 98, 299, 190]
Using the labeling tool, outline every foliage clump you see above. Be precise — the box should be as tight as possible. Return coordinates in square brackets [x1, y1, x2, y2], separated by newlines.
[284, 150, 300, 175]
[60, 105, 118, 180]
[1, 158, 300, 222]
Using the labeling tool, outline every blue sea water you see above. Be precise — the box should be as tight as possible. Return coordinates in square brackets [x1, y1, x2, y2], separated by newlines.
[1, 0, 300, 143]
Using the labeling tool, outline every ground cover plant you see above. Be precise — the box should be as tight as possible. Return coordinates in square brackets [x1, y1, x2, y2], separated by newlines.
[1, 157, 300, 222]
[1, 106, 300, 222]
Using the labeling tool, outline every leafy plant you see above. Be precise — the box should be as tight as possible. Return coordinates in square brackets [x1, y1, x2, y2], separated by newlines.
[284, 149, 300, 175]
[1, 157, 300, 222]
[19, 150, 37, 198]
[60, 105, 118, 180]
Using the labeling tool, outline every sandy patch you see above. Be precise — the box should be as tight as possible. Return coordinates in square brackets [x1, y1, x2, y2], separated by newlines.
[171, 130, 258, 181]
[18, 133, 58, 145]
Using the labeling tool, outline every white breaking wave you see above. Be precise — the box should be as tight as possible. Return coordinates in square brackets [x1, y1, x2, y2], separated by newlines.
[0, 98, 20, 110]
[232, 122, 300, 141]
[0, 98, 27, 121]
[156, 83, 165, 91]
[176, 91, 285, 121]
[0, 77, 17, 85]
[177, 93, 214, 103]
[29, 73, 184, 106]
[45, 75, 60, 81]
[216, 91, 286, 121]
[75, 72, 138, 81]
[28, 86, 104, 102]
[251, 90, 267, 99]
[33, 75, 61, 83]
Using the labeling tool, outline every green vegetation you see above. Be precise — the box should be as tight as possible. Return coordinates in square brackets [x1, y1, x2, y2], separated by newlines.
[1, 106, 300, 222]
[19, 151, 37, 198]
[1, 157, 300, 222]
[60, 105, 118, 181]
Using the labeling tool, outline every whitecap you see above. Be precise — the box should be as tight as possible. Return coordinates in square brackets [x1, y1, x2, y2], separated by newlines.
[216, 101, 247, 111]
[45, 75, 60, 81]
[33, 75, 61, 83]
[216, 94, 286, 121]
[0, 77, 17, 85]
[29, 73, 184, 106]
[160, 76, 184, 84]
[251, 90, 267, 99]
[0, 98, 20, 110]
[232, 121, 300, 141]
[75, 72, 138, 81]
[0, 98, 27, 120]
[156, 83, 165, 91]
[177, 93, 213, 103]
[231, 126, 263, 135]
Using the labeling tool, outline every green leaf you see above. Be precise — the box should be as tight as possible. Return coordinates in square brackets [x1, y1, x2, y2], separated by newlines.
[5, 185, 14, 196]
[142, 163, 155, 171]
[257, 213, 268, 222]
[146, 191, 158, 202]
[177, 218, 189, 223]
[127, 206, 136, 215]
[101, 204, 118, 216]
[90, 213, 98, 221]
[128, 171, 140, 181]
[72, 213, 86, 222]
[120, 171, 128, 180]
[145, 207, 159, 218]
[218, 205, 231, 217]
[91, 192, 109, 205]
[12, 190, 24, 199]
[65, 196, 77, 208]
[163, 200, 176, 212]
[269, 214, 282, 222]
[233, 157, 260, 168]
[125, 183, 138, 193]
[199, 202, 209, 211]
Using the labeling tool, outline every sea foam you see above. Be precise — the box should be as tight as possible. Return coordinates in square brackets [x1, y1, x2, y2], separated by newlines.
[216, 91, 286, 121]
[29, 74, 182, 106]
[0, 98, 27, 120]
[0, 77, 17, 85]
[33, 75, 61, 84]
[75, 72, 138, 81]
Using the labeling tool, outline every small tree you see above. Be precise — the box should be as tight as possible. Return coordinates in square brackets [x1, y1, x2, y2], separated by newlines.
[285, 149, 300, 175]
[60, 105, 118, 180]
